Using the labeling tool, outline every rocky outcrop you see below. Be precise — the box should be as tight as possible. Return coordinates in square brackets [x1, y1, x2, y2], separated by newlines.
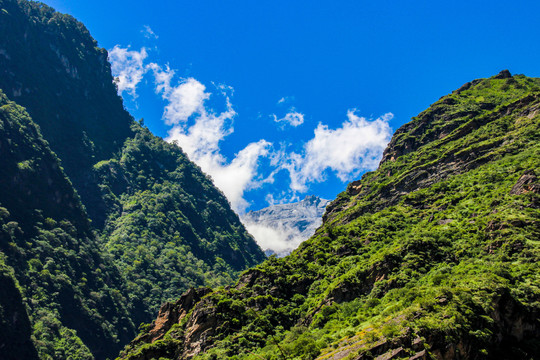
[132, 288, 212, 346]
[510, 170, 539, 195]
[118, 288, 212, 360]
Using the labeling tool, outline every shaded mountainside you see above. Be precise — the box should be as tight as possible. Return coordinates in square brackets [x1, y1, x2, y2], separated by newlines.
[243, 195, 330, 256]
[0, 0, 134, 227]
[119, 72, 540, 360]
[0, 1, 266, 359]
[0, 91, 136, 359]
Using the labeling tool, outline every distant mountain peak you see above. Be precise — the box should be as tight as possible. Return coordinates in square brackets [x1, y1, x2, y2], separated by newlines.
[242, 196, 330, 256]
[301, 194, 322, 205]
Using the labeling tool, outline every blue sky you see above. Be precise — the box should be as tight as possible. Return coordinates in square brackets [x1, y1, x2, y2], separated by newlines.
[44, 0, 540, 213]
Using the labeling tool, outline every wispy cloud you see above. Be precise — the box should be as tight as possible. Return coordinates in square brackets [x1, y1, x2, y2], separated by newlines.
[149, 64, 272, 211]
[272, 110, 305, 127]
[142, 25, 159, 39]
[282, 111, 393, 192]
[277, 96, 294, 105]
[108, 46, 148, 97]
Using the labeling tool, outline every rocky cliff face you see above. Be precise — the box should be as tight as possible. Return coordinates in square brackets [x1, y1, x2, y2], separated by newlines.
[119, 71, 540, 360]
[242, 195, 330, 256]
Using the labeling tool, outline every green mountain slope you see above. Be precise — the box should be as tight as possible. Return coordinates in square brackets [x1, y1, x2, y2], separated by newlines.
[119, 71, 540, 360]
[95, 124, 265, 319]
[0, 0, 266, 358]
[0, 90, 137, 359]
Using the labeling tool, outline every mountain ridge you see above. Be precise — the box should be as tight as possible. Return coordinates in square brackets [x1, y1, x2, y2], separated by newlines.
[118, 70, 540, 360]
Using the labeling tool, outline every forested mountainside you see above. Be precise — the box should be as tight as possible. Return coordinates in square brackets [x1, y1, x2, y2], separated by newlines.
[0, 0, 134, 226]
[0, 91, 136, 359]
[120, 71, 540, 360]
[243, 195, 330, 256]
[96, 123, 265, 319]
[0, 1, 265, 359]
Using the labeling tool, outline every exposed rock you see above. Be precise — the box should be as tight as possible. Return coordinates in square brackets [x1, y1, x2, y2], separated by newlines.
[409, 350, 427, 360]
[181, 299, 222, 359]
[348, 180, 363, 195]
[510, 170, 539, 195]
[437, 219, 453, 225]
[494, 69, 512, 79]
[374, 347, 406, 360]
[125, 287, 211, 350]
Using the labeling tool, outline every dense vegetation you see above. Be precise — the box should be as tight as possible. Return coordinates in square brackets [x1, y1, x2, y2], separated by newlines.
[120, 72, 540, 360]
[2, 1, 539, 359]
[0, 1, 265, 359]
[95, 123, 265, 319]
[0, 0, 134, 226]
[0, 91, 136, 359]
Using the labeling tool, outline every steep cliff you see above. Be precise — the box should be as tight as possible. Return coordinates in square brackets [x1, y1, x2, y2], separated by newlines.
[0, 0, 134, 226]
[119, 71, 540, 360]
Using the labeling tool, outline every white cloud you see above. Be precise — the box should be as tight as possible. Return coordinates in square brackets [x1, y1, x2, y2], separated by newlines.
[272, 111, 305, 127]
[148, 63, 175, 94]
[108, 46, 148, 97]
[201, 140, 272, 211]
[163, 78, 209, 125]
[282, 111, 393, 192]
[142, 25, 158, 39]
[242, 221, 304, 256]
[148, 64, 271, 211]
[109, 45, 395, 214]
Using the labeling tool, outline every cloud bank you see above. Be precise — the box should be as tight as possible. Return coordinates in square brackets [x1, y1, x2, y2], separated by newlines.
[242, 221, 304, 256]
[108, 45, 393, 218]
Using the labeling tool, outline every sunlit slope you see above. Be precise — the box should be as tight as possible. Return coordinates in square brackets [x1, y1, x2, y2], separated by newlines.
[120, 71, 540, 360]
